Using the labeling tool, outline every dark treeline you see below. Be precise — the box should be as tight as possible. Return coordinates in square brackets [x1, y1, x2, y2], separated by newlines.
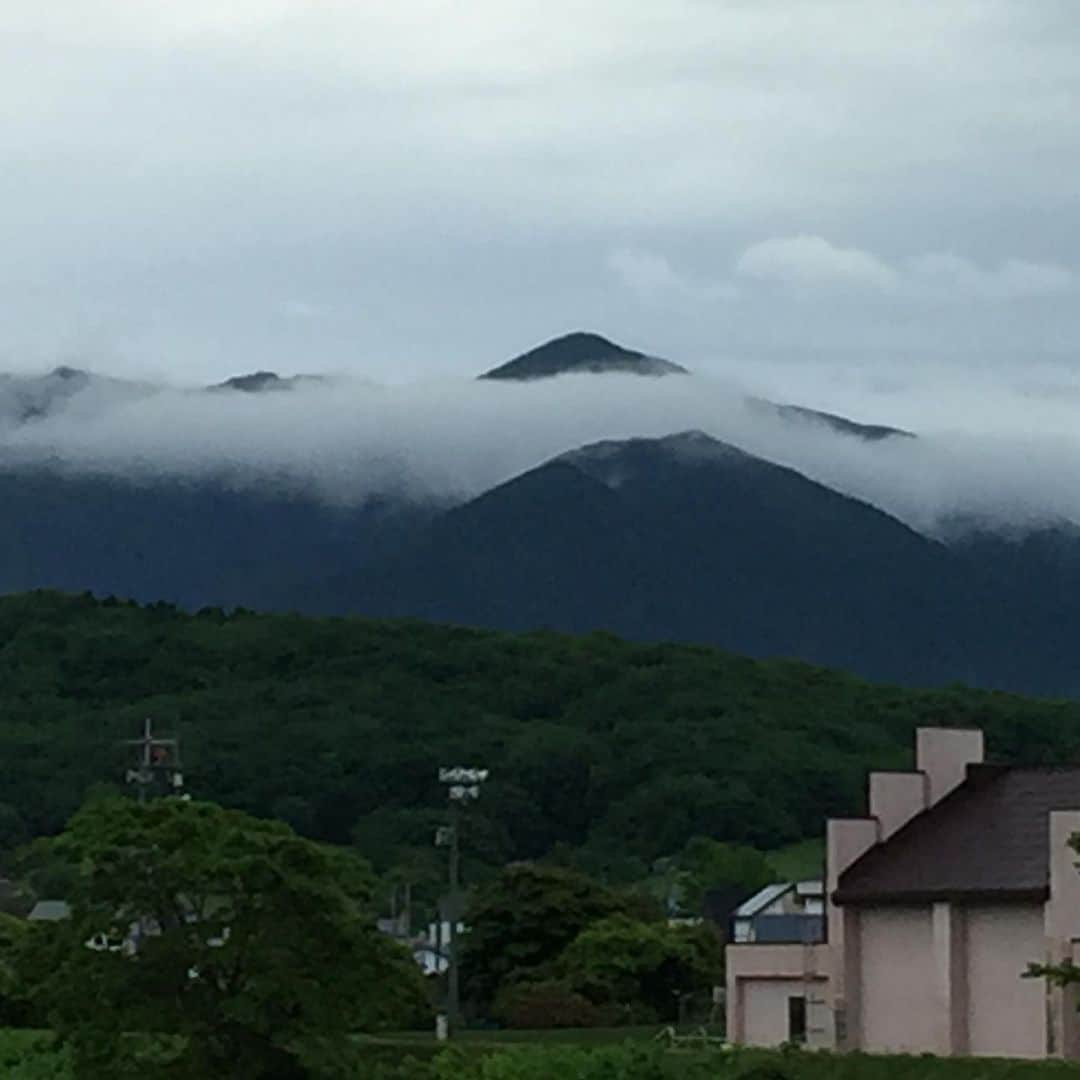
[2, 591, 1079, 883]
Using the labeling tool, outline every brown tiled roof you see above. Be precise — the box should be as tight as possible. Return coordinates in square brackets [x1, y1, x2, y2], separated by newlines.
[834, 764, 1080, 905]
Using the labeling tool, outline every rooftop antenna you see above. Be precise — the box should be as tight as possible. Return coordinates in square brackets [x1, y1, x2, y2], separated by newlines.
[124, 718, 184, 802]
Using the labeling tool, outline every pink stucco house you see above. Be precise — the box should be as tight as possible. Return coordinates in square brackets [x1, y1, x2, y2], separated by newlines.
[726, 727, 1080, 1058]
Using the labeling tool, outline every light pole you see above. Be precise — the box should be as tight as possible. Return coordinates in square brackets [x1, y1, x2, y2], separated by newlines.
[437, 766, 488, 1037]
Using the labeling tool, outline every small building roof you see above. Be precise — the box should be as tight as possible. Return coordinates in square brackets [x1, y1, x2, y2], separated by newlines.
[28, 900, 71, 922]
[836, 764, 1080, 905]
[734, 882, 792, 918]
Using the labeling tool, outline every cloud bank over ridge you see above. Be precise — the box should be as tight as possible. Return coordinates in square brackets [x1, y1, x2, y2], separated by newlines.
[4, 352, 1080, 538]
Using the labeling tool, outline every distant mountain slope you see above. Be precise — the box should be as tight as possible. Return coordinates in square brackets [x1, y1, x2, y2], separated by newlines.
[0, 367, 158, 429]
[209, 371, 328, 393]
[314, 431, 1047, 690]
[949, 521, 1080, 617]
[0, 467, 437, 610]
[478, 331, 688, 380]
[758, 401, 915, 441]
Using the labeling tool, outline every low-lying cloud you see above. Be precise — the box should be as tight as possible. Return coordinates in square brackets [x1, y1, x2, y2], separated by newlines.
[610, 236, 1080, 303]
[4, 358, 1080, 539]
[736, 236, 900, 292]
[735, 235, 1079, 300]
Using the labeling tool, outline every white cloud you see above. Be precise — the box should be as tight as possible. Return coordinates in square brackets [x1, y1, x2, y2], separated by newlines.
[735, 235, 898, 291]
[607, 250, 685, 296]
[8, 358, 1080, 538]
[606, 249, 737, 304]
[906, 252, 1078, 299]
[733, 236, 1079, 300]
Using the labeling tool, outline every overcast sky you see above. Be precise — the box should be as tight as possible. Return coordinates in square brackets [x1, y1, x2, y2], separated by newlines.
[3, 1, 1080, 391]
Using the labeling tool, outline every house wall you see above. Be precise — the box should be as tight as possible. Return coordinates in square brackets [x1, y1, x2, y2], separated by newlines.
[965, 903, 1045, 1058]
[859, 906, 937, 1053]
[726, 943, 832, 1048]
[729, 732, 1075, 1061]
[852, 900, 1047, 1058]
[742, 979, 812, 1047]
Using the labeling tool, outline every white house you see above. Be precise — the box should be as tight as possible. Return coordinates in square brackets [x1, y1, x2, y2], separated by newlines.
[732, 881, 824, 944]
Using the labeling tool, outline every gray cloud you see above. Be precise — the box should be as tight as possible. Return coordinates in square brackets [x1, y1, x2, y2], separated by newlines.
[736, 236, 899, 292]
[2, 2, 1080, 381]
[733, 236, 1078, 299]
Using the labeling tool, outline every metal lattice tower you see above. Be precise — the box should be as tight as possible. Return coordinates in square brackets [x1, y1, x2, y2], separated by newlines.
[124, 718, 184, 802]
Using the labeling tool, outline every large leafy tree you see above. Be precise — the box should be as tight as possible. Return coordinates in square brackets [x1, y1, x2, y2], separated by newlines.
[673, 837, 778, 916]
[556, 914, 722, 1021]
[460, 862, 637, 1010]
[23, 797, 430, 1079]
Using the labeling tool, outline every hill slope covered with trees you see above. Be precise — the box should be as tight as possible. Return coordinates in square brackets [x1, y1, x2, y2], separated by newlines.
[3, 593, 1080, 882]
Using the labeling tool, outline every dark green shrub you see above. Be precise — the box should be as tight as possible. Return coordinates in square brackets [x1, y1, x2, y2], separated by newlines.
[491, 979, 604, 1029]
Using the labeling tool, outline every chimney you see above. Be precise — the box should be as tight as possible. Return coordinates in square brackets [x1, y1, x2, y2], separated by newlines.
[868, 771, 927, 840]
[916, 728, 984, 806]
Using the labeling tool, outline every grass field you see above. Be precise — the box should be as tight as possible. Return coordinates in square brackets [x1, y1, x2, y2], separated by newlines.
[12, 1025, 1080, 1078]
[358, 1030, 1080, 1079]
[365, 1026, 661, 1048]
[766, 838, 826, 881]
[0, 1029, 69, 1078]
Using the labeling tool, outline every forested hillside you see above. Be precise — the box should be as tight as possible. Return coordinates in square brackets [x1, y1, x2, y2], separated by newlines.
[2, 591, 1079, 883]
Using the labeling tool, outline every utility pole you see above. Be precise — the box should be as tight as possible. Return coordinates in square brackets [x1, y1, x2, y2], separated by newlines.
[436, 766, 488, 1038]
[447, 796, 461, 1029]
[124, 718, 184, 802]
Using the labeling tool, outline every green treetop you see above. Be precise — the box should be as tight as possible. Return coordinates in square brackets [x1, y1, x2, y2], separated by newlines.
[23, 797, 429, 1080]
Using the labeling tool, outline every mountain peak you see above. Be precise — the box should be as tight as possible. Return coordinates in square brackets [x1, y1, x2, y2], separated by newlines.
[557, 431, 757, 483]
[209, 371, 331, 393]
[478, 331, 689, 381]
[49, 365, 91, 382]
[213, 371, 288, 393]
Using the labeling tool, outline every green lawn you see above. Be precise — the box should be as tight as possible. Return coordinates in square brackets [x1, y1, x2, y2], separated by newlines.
[12, 1026, 1080, 1078]
[0, 1029, 69, 1078]
[368, 1026, 661, 1046]
[766, 839, 826, 881]
[359, 1033, 1080, 1079]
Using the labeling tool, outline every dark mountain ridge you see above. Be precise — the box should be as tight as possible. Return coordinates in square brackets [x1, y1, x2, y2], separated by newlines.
[759, 401, 915, 441]
[313, 430, 1055, 691]
[0, 466, 438, 611]
[478, 331, 689, 380]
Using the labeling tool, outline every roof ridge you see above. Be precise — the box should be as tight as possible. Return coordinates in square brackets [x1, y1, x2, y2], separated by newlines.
[835, 762, 1080, 906]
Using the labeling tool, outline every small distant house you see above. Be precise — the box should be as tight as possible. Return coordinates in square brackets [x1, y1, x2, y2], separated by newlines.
[726, 727, 1080, 1059]
[732, 881, 824, 944]
[376, 915, 460, 976]
[27, 900, 71, 922]
[26, 899, 141, 955]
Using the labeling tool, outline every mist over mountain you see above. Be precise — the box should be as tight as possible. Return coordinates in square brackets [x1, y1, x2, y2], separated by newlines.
[1, 333, 1075, 534]
[0, 366, 160, 430]
[3, 332, 1080, 694]
[210, 371, 329, 394]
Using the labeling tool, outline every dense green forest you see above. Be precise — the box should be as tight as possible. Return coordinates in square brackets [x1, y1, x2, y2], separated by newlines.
[2, 591, 1080, 895]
